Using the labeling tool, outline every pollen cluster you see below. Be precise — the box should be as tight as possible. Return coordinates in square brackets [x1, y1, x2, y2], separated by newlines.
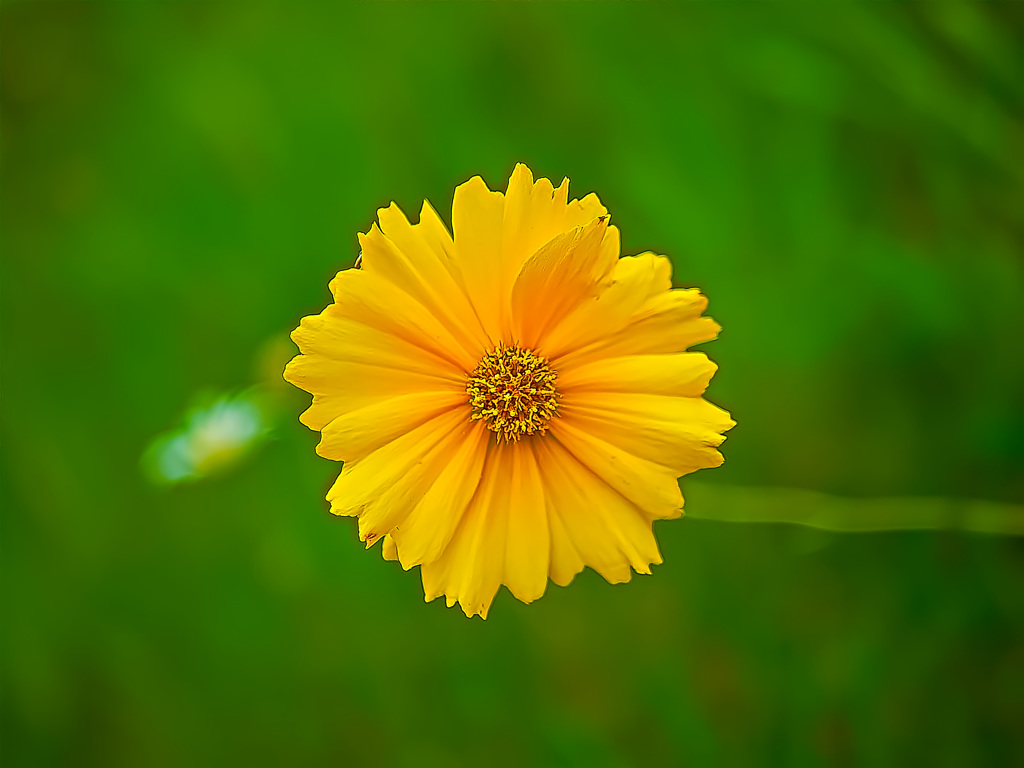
[466, 343, 561, 443]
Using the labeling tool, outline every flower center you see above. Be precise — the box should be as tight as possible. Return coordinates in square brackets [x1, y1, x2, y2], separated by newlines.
[466, 343, 561, 443]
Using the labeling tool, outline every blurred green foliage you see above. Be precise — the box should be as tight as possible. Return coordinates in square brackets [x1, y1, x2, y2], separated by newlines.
[2, 2, 1023, 766]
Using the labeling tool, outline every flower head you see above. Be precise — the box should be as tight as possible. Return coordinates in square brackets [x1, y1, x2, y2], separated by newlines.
[284, 164, 735, 618]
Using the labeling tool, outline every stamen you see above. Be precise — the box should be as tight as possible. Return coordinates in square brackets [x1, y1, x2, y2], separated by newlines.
[466, 343, 561, 443]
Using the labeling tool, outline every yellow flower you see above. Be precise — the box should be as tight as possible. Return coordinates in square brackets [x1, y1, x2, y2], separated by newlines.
[284, 164, 735, 618]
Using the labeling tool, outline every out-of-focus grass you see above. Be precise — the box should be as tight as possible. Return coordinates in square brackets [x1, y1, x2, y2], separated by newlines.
[2, 3, 1023, 767]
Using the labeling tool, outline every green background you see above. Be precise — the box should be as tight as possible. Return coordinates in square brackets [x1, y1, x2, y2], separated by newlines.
[3, 2, 1023, 766]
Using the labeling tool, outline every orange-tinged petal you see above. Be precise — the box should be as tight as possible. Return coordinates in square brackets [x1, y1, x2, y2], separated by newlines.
[317, 391, 468, 462]
[561, 392, 735, 478]
[499, 166, 608, 326]
[451, 164, 611, 342]
[541, 253, 670, 360]
[545, 253, 717, 367]
[558, 352, 718, 398]
[510, 216, 617, 349]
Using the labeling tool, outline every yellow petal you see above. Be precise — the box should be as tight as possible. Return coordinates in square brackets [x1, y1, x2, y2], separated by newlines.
[354, 416, 480, 546]
[420, 443, 510, 618]
[534, 438, 661, 582]
[363, 206, 491, 360]
[285, 304, 464, 433]
[501, 167, 611, 339]
[390, 421, 489, 569]
[328, 269, 476, 373]
[544, 253, 719, 367]
[416, 199, 458, 260]
[451, 164, 611, 342]
[557, 352, 718, 398]
[316, 391, 469, 462]
[501, 166, 607, 301]
[510, 216, 617, 349]
[541, 252, 670, 360]
[416, 440, 552, 611]
[326, 407, 465, 523]
[546, 501, 586, 587]
[285, 354, 463, 431]
[502, 443, 549, 604]
[549, 418, 684, 520]
[287, 306, 461, 381]
[451, 175, 505, 342]
[561, 392, 735, 478]
[626, 290, 721, 353]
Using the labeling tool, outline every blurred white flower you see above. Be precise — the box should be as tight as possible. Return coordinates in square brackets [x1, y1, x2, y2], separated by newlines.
[143, 389, 271, 485]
